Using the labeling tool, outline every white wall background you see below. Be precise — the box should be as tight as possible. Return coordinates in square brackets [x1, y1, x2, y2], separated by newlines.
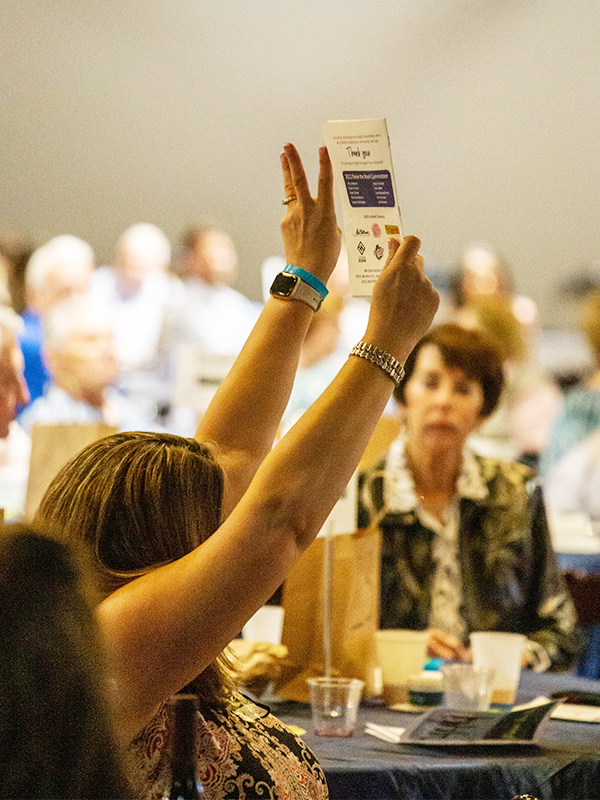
[2, 0, 600, 325]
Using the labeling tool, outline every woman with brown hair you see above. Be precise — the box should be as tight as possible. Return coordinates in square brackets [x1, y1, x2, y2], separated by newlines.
[35, 143, 439, 799]
[360, 323, 581, 671]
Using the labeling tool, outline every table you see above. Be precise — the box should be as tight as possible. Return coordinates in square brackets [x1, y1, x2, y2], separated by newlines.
[276, 671, 600, 800]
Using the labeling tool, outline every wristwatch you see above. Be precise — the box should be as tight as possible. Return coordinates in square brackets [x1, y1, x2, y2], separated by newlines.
[269, 271, 322, 311]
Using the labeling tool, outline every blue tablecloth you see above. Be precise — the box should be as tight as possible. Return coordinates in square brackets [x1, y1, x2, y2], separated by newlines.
[276, 671, 600, 800]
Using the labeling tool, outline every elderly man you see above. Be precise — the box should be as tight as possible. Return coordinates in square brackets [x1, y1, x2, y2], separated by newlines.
[90, 222, 184, 373]
[0, 306, 30, 518]
[19, 296, 166, 435]
[20, 235, 95, 405]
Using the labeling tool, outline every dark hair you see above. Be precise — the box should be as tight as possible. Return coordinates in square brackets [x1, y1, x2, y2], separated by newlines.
[394, 323, 505, 417]
[0, 523, 130, 799]
[35, 430, 229, 705]
[179, 221, 223, 253]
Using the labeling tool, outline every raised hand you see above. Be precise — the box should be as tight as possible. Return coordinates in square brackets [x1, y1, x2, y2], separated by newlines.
[279, 143, 341, 286]
[364, 235, 439, 365]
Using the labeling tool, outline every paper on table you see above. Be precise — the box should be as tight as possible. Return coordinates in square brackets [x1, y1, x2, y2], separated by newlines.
[365, 722, 406, 743]
[322, 118, 402, 297]
[551, 703, 600, 723]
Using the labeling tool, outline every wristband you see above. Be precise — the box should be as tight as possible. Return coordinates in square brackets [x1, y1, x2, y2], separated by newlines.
[284, 264, 328, 300]
[350, 341, 405, 387]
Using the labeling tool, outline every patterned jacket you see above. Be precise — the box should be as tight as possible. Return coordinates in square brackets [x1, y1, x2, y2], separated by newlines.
[359, 442, 582, 672]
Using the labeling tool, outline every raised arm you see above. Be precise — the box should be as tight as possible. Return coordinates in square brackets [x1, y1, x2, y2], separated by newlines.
[195, 144, 341, 518]
[100, 231, 439, 742]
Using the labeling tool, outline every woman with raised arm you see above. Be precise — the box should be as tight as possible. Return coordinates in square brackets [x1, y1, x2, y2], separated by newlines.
[36, 143, 438, 800]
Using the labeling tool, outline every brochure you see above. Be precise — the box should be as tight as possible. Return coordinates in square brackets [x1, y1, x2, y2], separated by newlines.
[322, 118, 403, 297]
[401, 701, 558, 746]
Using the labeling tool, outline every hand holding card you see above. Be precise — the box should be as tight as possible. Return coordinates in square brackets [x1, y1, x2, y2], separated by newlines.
[322, 118, 403, 297]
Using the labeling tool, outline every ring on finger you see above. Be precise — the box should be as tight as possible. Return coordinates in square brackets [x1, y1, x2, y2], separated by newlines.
[282, 195, 297, 205]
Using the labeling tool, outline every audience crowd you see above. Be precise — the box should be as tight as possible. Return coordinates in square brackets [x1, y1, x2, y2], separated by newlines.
[2, 141, 600, 799]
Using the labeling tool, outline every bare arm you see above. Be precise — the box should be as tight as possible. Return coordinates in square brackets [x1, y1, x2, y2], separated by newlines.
[100, 234, 439, 742]
[195, 144, 341, 518]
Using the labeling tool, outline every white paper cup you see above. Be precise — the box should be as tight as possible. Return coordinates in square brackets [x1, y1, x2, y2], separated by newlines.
[470, 631, 526, 705]
[440, 663, 494, 710]
[374, 629, 428, 705]
[307, 677, 364, 737]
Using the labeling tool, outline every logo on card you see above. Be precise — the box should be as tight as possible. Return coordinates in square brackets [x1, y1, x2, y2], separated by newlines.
[357, 241, 366, 256]
[374, 244, 384, 260]
[372, 223, 382, 238]
[354, 228, 370, 236]
[385, 224, 400, 235]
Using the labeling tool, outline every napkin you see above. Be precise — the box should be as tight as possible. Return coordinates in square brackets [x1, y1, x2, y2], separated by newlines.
[365, 722, 406, 743]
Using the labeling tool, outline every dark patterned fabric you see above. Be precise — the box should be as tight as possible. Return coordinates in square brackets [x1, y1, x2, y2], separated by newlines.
[127, 691, 328, 799]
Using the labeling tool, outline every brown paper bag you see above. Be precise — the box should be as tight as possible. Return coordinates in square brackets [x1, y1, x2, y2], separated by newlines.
[24, 423, 117, 520]
[275, 527, 381, 702]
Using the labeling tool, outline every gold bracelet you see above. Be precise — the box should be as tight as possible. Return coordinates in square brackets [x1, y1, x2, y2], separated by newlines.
[350, 341, 405, 386]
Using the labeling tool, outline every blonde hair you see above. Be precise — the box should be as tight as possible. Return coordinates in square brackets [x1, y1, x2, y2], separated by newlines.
[35, 431, 234, 705]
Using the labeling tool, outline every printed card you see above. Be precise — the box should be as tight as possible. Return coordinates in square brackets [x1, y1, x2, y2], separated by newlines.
[323, 118, 403, 297]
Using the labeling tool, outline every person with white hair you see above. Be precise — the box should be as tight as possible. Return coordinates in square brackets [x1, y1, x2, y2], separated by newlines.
[0, 305, 31, 518]
[20, 235, 95, 405]
[90, 223, 184, 374]
[19, 296, 166, 435]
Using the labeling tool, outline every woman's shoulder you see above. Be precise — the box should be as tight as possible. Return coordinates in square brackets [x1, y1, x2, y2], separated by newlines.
[471, 450, 535, 494]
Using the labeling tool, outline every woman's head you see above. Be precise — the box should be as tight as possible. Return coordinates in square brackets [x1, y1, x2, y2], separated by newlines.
[455, 295, 528, 363]
[35, 431, 224, 596]
[394, 324, 504, 449]
[0, 523, 130, 799]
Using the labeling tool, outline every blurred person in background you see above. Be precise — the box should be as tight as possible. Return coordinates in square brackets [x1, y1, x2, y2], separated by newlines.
[359, 323, 581, 672]
[19, 296, 166, 435]
[450, 241, 539, 341]
[0, 306, 30, 519]
[157, 223, 262, 433]
[163, 222, 261, 357]
[0, 230, 35, 315]
[19, 235, 95, 406]
[0, 523, 130, 799]
[541, 288, 600, 477]
[89, 222, 184, 416]
[456, 295, 561, 468]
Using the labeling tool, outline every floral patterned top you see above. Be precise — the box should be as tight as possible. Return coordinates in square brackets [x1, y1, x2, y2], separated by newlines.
[127, 691, 328, 799]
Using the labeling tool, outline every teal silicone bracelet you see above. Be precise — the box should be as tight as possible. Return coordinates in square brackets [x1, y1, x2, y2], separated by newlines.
[284, 264, 328, 300]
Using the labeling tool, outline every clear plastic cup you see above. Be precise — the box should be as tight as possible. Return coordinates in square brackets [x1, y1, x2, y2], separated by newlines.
[440, 663, 494, 710]
[306, 677, 364, 737]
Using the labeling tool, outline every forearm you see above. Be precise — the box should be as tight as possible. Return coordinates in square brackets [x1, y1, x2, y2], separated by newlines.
[194, 296, 314, 513]
[195, 143, 341, 515]
[232, 355, 403, 551]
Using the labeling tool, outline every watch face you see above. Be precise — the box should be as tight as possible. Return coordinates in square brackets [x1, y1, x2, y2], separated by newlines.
[270, 272, 297, 297]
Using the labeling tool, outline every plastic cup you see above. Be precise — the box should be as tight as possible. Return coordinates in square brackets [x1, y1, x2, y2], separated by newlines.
[307, 677, 364, 737]
[440, 663, 494, 710]
[374, 629, 428, 705]
[470, 632, 526, 705]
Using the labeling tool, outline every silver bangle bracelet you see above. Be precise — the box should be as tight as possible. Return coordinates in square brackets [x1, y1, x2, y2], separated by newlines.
[349, 341, 405, 387]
